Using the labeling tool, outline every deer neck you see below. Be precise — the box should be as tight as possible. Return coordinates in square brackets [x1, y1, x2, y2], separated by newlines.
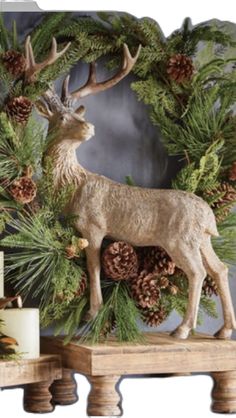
[45, 139, 87, 189]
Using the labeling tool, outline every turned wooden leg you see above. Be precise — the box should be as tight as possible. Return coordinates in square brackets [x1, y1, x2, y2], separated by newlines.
[87, 375, 122, 416]
[211, 371, 236, 413]
[23, 380, 54, 413]
[50, 368, 78, 405]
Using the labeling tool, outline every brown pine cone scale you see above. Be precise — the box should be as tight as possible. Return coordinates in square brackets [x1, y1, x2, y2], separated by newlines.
[167, 54, 194, 83]
[102, 241, 138, 281]
[229, 162, 236, 181]
[9, 176, 37, 204]
[202, 276, 218, 297]
[2, 49, 26, 77]
[138, 246, 175, 275]
[6, 96, 33, 124]
[130, 270, 161, 308]
[142, 306, 167, 327]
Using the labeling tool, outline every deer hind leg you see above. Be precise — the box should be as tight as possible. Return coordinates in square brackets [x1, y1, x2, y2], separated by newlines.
[170, 246, 206, 339]
[83, 231, 104, 319]
[200, 236, 236, 339]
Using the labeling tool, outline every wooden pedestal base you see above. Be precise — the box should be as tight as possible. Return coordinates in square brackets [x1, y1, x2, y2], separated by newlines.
[24, 380, 54, 413]
[41, 333, 236, 416]
[0, 355, 61, 414]
[50, 368, 78, 405]
[211, 371, 236, 414]
[87, 375, 122, 416]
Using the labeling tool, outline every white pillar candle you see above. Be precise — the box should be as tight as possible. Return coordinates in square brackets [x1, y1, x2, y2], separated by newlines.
[0, 307, 40, 359]
[0, 252, 4, 298]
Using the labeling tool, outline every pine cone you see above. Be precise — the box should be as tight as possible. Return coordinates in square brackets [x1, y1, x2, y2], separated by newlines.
[77, 238, 89, 250]
[100, 314, 117, 338]
[142, 305, 167, 327]
[202, 276, 218, 297]
[130, 270, 161, 308]
[158, 276, 169, 289]
[2, 49, 26, 77]
[6, 96, 33, 124]
[229, 162, 236, 181]
[169, 283, 179, 295]
[75, 273, 87, 297]
[167, 54, 194, 83]
[0, 334, 18, 355]
[102, 241, 138, 281]
[65, 244, 77, 259]
[138, 246, 175, 275]
[204, 182, 236, 222]
[9, 176, 37, 204]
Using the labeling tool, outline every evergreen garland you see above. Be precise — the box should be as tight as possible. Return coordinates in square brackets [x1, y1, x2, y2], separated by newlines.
[0, 12, 235, 343]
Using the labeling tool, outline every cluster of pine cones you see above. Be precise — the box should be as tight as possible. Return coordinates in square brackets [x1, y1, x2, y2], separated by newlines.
[102, 241, 218, 328]
[0, 49, 38, 203]
[1, 49, 33, 124]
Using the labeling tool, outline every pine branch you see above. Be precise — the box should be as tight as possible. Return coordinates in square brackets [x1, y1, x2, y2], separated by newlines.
[30, 12, 71, 59]
[172, 141, 222, 193]
[1, 211, 85, 311]
[81, 281, 144, 344]
[213, 213, 236, 266]
[0, 13, 10, 52]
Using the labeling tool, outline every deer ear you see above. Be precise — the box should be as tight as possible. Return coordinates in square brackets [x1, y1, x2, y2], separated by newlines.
[75, 105, 86, 118]
[35, 100, 52, 120]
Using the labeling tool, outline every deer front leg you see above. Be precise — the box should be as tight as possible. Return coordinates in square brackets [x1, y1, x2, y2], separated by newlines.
[84, 232, 104, 319]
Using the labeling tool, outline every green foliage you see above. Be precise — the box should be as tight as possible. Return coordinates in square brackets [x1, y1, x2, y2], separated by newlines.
[157, 80, 236, 164]
[213, 213, 236, 266]
[38, 157, 76, 217]
[125, 175, 135, 186]
[0, 113, 44, 184]
[82, 281, 144, 344]
[1, 211, 85, 311]
[51, 295, 89, 344]
[167, 17, 236, 56]
[172, 141, 222, 193]
[132, 77, 179, 118]
[30, 12, 71, 59]
[162, 273, 218, 325]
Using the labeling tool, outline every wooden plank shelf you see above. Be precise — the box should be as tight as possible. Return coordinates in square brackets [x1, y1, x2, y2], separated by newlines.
[41, 332, 236, 416]
[0, 354, 62, 413]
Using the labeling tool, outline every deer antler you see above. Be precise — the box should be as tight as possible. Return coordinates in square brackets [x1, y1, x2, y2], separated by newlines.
[61, 43, 141, 104]
[24, 36, 71, 84]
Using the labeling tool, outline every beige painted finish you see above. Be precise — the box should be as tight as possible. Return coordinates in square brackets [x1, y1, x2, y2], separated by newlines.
[32, 36, 236, 339]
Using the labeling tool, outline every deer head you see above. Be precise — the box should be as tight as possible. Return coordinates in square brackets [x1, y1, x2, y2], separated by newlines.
[32, 41, 141, 147]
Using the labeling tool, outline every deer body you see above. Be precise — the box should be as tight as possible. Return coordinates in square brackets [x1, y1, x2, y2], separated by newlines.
[30, 37, 236, 339]
[48, 138, 218, 248]
[47, 136, 236, 339]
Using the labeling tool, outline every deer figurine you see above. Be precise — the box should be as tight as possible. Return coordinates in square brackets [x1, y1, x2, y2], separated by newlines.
[25, 36, 236, 339]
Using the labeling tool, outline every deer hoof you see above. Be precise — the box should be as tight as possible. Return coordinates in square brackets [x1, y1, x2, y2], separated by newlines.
[170, 326, 190, 339]
[214, 327, 233, 340]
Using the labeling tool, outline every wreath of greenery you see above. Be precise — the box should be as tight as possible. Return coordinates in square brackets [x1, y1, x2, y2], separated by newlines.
[0, 12, 236, 343]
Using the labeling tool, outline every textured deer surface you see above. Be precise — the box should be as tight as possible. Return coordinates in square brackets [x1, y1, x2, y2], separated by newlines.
[32, 37, 236, 340]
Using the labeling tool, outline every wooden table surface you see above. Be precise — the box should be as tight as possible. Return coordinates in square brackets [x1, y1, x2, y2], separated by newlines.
[41, 332, 236, 376]
[0, 354, 61, 387]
